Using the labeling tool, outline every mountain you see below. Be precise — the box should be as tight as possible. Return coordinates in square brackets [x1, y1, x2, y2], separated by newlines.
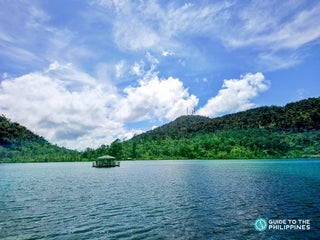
[0, 115, 81, 162]
[134, 97, 320, 141]
[2, 97, 320, 162]
[110, 97, 320, 160]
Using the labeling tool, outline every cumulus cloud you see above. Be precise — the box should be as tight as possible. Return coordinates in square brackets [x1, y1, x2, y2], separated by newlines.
[197, 72, 269, 117]
[113, 75, 198, 122]
[0, 62, 122, 150]
[0, 60, 270, 150]
[0, 61, 199, 149]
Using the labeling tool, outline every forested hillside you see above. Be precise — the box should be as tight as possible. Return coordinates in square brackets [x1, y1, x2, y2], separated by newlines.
[2, 97, 320, 162]
[0, 115, 81, 162]
[86, 97, 320, 160]
[134, 97, 320, 140]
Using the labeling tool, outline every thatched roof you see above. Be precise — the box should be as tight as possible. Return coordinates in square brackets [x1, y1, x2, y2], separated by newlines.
[97, 155, 115, 159]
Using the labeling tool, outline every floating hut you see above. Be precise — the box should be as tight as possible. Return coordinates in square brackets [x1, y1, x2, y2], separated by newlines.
[92, 155, 120, 168]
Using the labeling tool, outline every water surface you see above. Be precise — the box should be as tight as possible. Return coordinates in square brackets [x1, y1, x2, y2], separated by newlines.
[0, 159, 319, 239]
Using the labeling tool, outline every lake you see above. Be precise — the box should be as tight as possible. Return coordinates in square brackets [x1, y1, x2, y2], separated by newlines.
[0, 159, 319, 239]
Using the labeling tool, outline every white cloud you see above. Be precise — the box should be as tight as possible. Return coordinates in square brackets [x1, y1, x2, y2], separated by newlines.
[197, 72, 269, 117]
[130, 61, 144, 76]
[103, 0, 161, 51]
[257, 52, 301, 71]
[162, 50, 174, 57]
[273, 3, 320, 49]
[114, 18, 160, 51]
[0, 61, 199, 149]
[0, 62, 122, 150]
[3, 0, 319, 78]
[0, 43, 39, 63]
[45, 61, 97, 87]
[130, 52, 158, 78]
[5, 0, 319, 150]
[0, 1, 95, 72]
[122, 129, 144, 141]
[93, 0, 231, 53]
[92, 0, 320, 71]
[223, 1, 320, 51]
[2, 72, 9, 79]
[113, 75, 198, 122]
[0, 31, 13, 42]
[163, 2, 232, 36]
[26, 5, 50, 29]
[115, 60, 126, 78]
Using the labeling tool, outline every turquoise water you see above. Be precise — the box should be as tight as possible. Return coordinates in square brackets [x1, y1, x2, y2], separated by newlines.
[0, 159, 319, 239]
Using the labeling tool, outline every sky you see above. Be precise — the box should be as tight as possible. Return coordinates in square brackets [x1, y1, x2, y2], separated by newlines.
[0, 0, 320, 150]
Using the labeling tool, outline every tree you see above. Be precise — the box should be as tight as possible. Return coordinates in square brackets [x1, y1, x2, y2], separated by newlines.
[109, 139, 123, 159]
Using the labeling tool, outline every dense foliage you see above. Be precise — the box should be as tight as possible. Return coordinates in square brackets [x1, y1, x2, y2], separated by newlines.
[133, 97, 320, 140]
[1, 97, 320, 162]
[0, 115, 81, 162]
[117, 130, 320, 160]
[85, 97, 320, 160]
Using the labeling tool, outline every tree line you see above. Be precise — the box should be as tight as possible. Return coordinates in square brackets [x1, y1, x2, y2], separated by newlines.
[85, 97, 320, 160]
[1, 97, 320, 162]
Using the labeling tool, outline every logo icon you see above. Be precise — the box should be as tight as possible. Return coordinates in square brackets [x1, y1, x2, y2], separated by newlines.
[254, 218, 268, 231]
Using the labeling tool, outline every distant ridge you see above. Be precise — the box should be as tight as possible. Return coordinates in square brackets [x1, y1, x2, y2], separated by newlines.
[106, 97, 320, 160]
[133, 97, 320, 141]
[2, 97, 320, 162]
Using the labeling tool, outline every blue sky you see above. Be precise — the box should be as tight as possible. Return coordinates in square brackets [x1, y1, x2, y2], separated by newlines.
[0, 0, 319, 150]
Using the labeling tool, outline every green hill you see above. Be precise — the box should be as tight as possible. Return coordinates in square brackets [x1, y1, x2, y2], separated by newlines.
[2, 97, 320, 162]
[134, 97, 320, 140]
[103, 97, 320, 160]
[0, 115, 81, 162]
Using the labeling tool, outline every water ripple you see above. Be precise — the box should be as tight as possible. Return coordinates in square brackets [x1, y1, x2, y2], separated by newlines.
[0, 160, 319, 239]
